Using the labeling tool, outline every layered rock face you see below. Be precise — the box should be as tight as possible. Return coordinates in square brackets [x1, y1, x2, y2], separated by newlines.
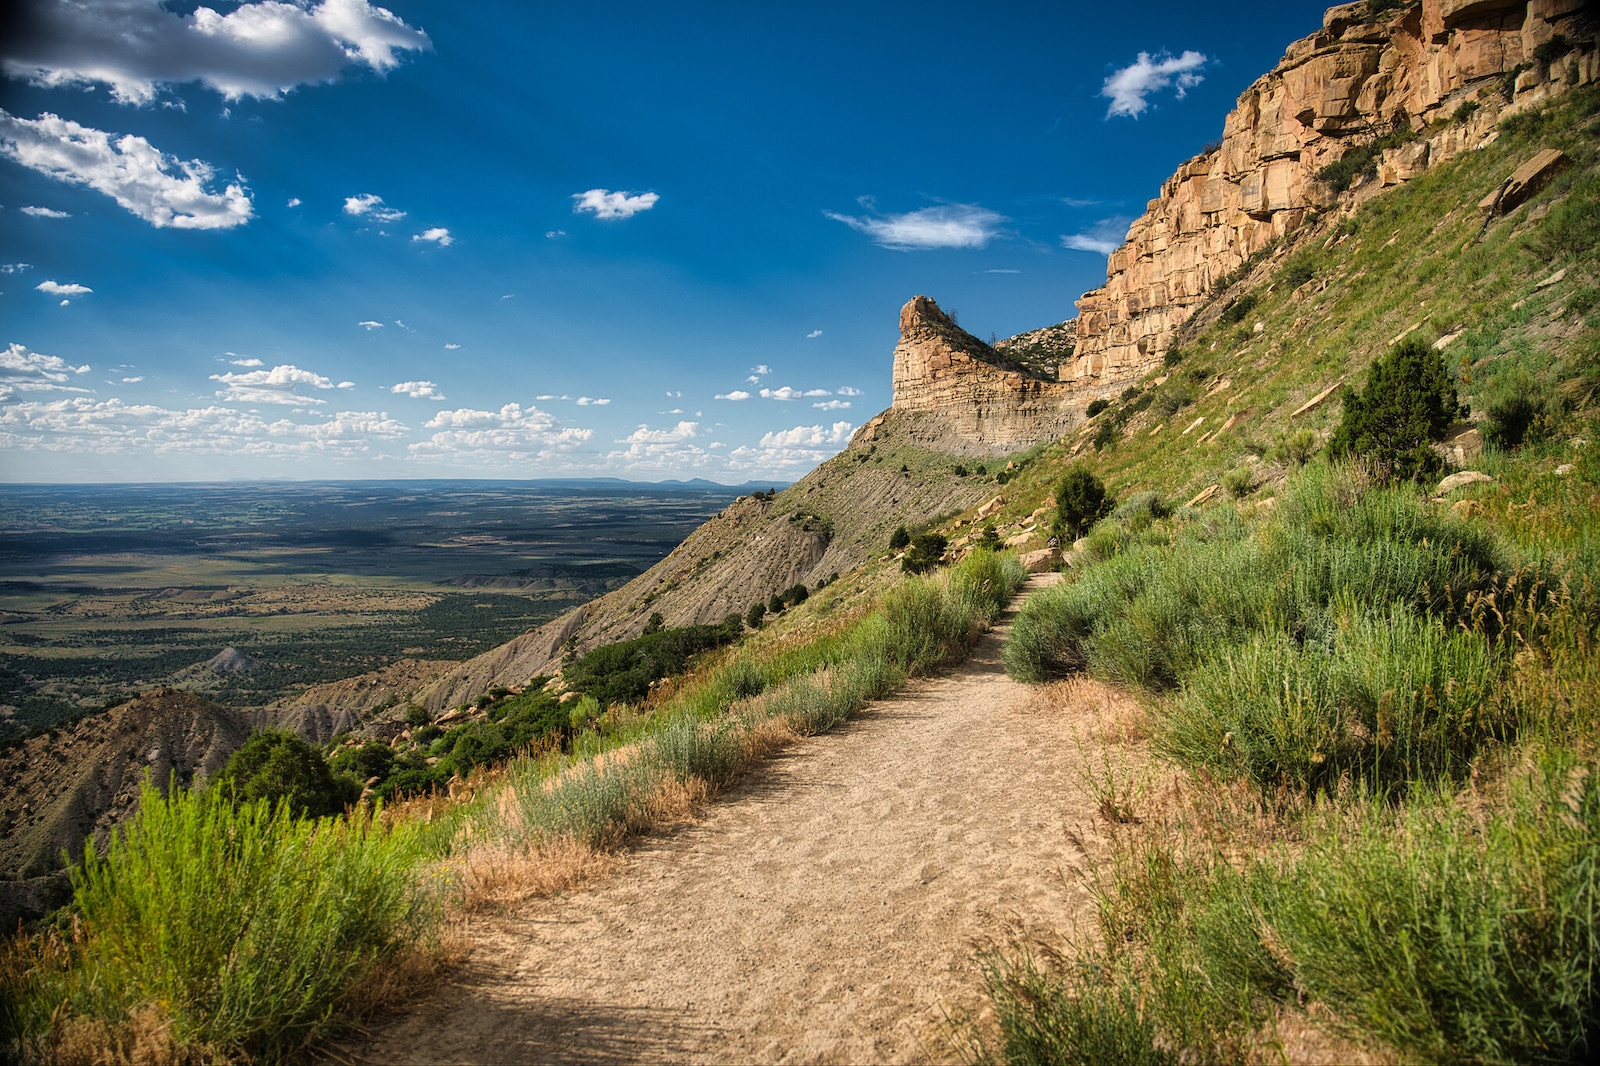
[1071, 0, 1598, 380]
[887, 295, 1106, 451]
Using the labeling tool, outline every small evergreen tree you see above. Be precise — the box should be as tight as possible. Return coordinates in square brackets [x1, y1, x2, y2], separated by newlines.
[978, 524, 1002, 550]
[888, 525, 911, 550]
[745, 601, 766, 629]
[210, 730, 357, 818]
[1329, 337, 1462, 482]
[1055, 466, 1115, 541]
[902, 532, 948, 574]
[643, 611, 665, 635]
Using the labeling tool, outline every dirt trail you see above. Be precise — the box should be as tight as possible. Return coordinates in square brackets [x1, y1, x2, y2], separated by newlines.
[357, 574, 1125, 1064]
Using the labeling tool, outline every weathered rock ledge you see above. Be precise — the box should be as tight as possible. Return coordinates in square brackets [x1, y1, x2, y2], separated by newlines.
[1071, 0, 1598, 379]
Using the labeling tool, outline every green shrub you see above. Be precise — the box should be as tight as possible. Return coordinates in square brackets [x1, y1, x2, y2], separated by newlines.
[402, 704, 431, 727]
[902, 532, 948, 574]
[1480, 364, 1562, 449]
[1086, 397, 1110, 417]
[1281, 251, 1318, 289]
[209, 730, 358, 818]
[1221, 466, 1253, 499]
[978, 524, 1002, 550]
[888, 525, 910, 550]
[1272, 428, 1317, 467]
[1093, 420, 1118, 451]
[1153, 381, 1196, 419]
[1452, 99, 1480, 124]
[1219, 291, 1259, 325]
[1329, 337, 1462, 482]
[564, 622, 740, 708]
[746, 601, 765, 628]
[330, 739, 395, 784]
[2, 781, 430, 1060]
[1532, 34, 1572, 68]
[1055, 465, 1115, 540]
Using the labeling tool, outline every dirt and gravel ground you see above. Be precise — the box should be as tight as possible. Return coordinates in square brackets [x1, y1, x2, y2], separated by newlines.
[355, 575, 1138, 1064]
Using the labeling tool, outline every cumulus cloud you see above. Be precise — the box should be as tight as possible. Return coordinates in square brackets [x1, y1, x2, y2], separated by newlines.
[0, 342, 91, 400]
[412, 226, 452, 246]
[806, 329, 823, 339]
[727, 421, 854, 474]
[120, 375, 143, 383]
[572, 188, 659, 220]
[759, 386, 831, 401]
[825, 202, 1004, 251]
[35, 280, 91, 296]
[836, 386, 863, 396]
[0, 0, 431, 104]
[575, 396, 610, 406]
[812, 399, 851, 410]
[389, 380, 444, 400]
[605, 420, 713, 472]
[410, 402, 592, 463]
[1102, 50, 1208, 119]
[714, 390, 751, 401]
[209, 363, 339, 405]
[358, 320, 383, 329]
[344, 193, 403, 222]
[1061, 217, 1134, 256]
[20, 205, 69, 218]
[0, 110, 252, 229]
[286, 196, 301, 207]
[0, 396, 408, 455]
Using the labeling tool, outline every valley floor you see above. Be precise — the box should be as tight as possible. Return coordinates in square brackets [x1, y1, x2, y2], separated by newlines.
[350, 574, 1129, 1064]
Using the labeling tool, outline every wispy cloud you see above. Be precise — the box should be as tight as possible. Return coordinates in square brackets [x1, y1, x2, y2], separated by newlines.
[228, 356, 263, 367]
[1061, 217, 1133, 256]
[210, 363, 339, 406]
[575, 396, 610, 406]
[806, 329, 823, 339]
[714, 390, 751, 401]
[0, 263, 31, 273]
[358, 320, 383, 330]
[0, 342, 91, 401]
[344, 193, 404, 223]
[390, 380, 445, 400]
[572, 188, 659, 220]
[20, 205, 70, 218]
[0, 110, 252, 229]
[0, 0, 431, 104]
[836, 386, 863, 396]
[812, 399, 851, 410]
[825, 201, 1005, 251]
[412, 226, 452, 246]
[759, 386, 831, 401]
[120, 375, 143, 383]
[443, 342, 460, 350]
[36, 280, 91, 296]
[1102, 50, 1208, 119]
[978, 268, 1021, 274]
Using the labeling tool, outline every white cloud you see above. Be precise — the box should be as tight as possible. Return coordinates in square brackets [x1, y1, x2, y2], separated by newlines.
[344, 193, 404, 223]
[572, 188, 659, 220]
[1061, 217, 1134, 256]
[979, 268, 1021, 274]
[35, 280, 91, 296]
[812, 399, 851, 410]
[337, 380, 354, 389]
[358, 320, 383, 330]
[575, 396, 611, 406]
[758, 386, 829, 401]
[410, 402, 592, 463]
[443, 342, 460, 350]
[0, 342, 92, 400]
[412, 226, 452, 246]
[726, 421, 854, 474]
[20, 205, 70, 218]
[825, 202, 1004, 251]
[1, 0, 431, 105]
[209, 363, 338, 405]
[228, 356, 263, 366]
[0, 110, 252, 229]
[286, 196, 302, 207]
[605, 420, 714, 472]
[0, 396, 408, 456]
[390, 380, 444, 400]
[714, 390, 751, 401]
[806, 329, 823, 339]
[1102, 50, 1208, 119]
[120, 375, 143, 383]
[1, 263, 31, 273]
[751, 364, 771, 376]
[836, 386, 863, 396]
[545, 229, 565, 238]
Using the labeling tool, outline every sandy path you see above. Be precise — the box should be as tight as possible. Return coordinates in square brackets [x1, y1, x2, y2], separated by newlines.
[356, 574, 1117, 1064]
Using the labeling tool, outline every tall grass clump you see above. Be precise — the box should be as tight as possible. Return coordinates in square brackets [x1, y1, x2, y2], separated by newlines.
[2, 781, 432, 1062]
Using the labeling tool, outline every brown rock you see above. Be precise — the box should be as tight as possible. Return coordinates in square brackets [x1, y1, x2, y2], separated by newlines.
[1482, 148, 1571, 217]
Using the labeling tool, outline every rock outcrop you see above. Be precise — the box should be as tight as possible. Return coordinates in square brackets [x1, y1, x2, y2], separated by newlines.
[883, 296, 1112, 453]
[1071, 0, 1598, 379]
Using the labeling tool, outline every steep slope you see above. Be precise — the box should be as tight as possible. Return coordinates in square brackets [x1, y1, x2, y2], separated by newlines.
[0, 688, 251, 926]
[1071, 0, 1597, 380]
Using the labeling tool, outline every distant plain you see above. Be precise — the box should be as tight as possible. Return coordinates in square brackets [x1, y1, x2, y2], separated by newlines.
[0, 480, 765, 736]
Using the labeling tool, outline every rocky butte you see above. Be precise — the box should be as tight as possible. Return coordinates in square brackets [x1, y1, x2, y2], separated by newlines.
[1071, 0, 1597, 380]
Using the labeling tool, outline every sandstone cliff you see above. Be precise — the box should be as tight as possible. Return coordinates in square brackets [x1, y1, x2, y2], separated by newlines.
[1071, 0, 1598, 379]
[879, 296, 1114, 455]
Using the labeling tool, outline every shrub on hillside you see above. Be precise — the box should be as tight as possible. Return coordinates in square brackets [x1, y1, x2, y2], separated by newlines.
[902, 532, 948, 574]
[1480, 365, 1562, 450]
[1329, 337, 1462, 482]
[1086, 398, 1110, 418]
[564, 621, 742, 708]
[888, 525, 911, 550]
[209, 730, 358, 818]
[1055, 465, 1115, 541]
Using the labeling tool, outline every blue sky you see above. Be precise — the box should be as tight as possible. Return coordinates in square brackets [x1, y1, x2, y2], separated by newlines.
[0, 0, 1330, 483]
